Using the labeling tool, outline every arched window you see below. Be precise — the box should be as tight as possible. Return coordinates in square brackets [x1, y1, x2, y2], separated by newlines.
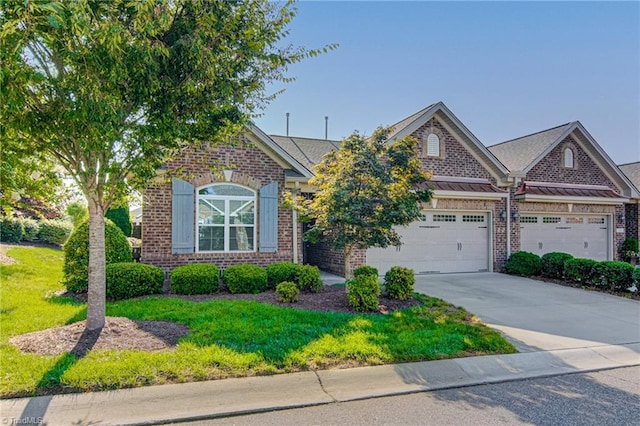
[426, 133, 440, 157]
[197, 184, 256, 252]
[564, 147, 574, 168]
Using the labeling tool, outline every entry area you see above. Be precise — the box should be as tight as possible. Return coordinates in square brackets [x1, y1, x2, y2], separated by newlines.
[519, 214, 610, 260]
[366, 211, 491, 275]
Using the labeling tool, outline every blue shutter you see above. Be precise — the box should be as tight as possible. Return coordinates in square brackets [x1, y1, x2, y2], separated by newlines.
[259, 182, 278, 252]
[171, 178, 194, 254]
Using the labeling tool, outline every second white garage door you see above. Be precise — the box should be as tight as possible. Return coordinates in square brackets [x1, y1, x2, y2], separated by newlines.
[519, 214, 610, 260]
[366, 211, 491, 275]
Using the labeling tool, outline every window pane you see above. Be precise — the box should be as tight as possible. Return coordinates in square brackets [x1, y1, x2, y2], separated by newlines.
[198, 199, 225, 224]
[199, 184, 253, 197]
[229, 226, 254, 251]
[199, 226, 224, 251]
[230, 200, 255, 225]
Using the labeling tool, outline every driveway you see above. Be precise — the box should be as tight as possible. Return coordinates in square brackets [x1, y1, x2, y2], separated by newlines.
[414, 273, 640, 352]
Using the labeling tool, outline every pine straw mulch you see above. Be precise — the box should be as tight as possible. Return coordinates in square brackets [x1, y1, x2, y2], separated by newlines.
[530, 275, 640, 301]
[10, 286, 422, 357]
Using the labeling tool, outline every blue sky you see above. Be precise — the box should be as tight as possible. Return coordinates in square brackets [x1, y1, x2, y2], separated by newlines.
[254, 1, 640, 165]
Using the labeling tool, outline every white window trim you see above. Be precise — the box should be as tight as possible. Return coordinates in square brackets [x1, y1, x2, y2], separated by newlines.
[427, 133, 440, 157]
[196, 184, 257, 253]
[564, 147, 574, 168]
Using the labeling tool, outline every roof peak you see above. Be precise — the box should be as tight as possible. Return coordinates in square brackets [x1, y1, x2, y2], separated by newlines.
[489, 122, 575, 148]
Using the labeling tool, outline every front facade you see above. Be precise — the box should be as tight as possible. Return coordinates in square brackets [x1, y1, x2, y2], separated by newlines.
[142, 103, 639, 276]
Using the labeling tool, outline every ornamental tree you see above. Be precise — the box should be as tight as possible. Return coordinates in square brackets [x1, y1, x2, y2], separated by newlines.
[292, 127, 432, 278]
[1, 0, 333, 330]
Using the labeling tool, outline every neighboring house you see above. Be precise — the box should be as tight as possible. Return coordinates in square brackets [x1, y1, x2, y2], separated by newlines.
[619, 162, 640, 242]
[141, 102, 640, 276]
[489, 122, 638, 262]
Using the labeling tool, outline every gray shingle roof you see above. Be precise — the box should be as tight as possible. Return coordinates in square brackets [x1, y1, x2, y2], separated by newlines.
[269, 135, 341, 172]
[488, 122, 574, 171]
[619, 162, 640, 191]
[386, 103, 435, 140]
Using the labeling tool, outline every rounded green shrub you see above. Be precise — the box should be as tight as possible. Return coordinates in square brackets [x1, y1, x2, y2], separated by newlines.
[592, 261, 634, 291]
[633, 266, 640, 283]
[540, 252, 574, 279]
[564, 258, 598, 284]
[63, 220, 132, 293]
[298, 264, 322, 293]
[20, 218, 39, 241]
[105, 262, 164, 300]
[384, 266, 415, 300]
[276, 281, 299, 303]
[620, 237, 639, 261]
[505, 251, 541, 276]
[171, 263, 220, 295]
[353, 265, 379, 278]
[38, 219, 74, 246]
[347, 274, 380, 312]
[106, 206, 132, 237]
[0, 216, 23, 243]
[266, 262, 301, 289]
[222, 264, 267, 294]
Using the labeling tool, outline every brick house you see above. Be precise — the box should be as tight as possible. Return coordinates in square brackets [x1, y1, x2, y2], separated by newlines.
[141, 102, 639, 276]
[619, 162, 640, 243]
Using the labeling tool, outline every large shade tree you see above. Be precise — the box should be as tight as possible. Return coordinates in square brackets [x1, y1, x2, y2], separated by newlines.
[290, 127, 432, 278]
[1, 0, 333, 329]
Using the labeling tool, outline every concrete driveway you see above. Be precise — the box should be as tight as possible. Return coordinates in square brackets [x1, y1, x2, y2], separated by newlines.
[414, 273, 640, 352]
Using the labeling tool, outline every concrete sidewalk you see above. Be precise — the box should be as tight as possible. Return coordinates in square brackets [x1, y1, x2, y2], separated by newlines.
[2, 343, 638, 426]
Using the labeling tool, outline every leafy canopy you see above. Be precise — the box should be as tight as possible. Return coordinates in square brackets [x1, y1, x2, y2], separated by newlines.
[294, 127, 432, 252]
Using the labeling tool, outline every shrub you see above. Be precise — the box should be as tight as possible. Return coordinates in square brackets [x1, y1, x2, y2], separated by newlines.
[592, 261, 635, 291]
[65, 201, 88, 228]
[564, 258, 598, 284]
[63, 220, 132, 293]
[276, 281, 299, 303]
[222, 264, 268, 294]
[540, 252, 574, 279]
[353, 265, 379, 279]
[171, 264, 219, 295]
[620, 237, 639, 261]
[106, 206, 132, 237]
[38, 219, 74, 246]
[266, 262, 301, 289]
[347, 274, 380, 312]
[384, 266, 415, 300]
[0, 216, 23, 243]
[633, 266, 640, 283]
[297, 264, 322, 293]
[505, 251, 541, 276]
[20, 218, 39, 241]
[105, 262, 164, 300]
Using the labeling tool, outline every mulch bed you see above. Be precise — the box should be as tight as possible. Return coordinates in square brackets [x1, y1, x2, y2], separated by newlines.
[529, 275, 640, 300]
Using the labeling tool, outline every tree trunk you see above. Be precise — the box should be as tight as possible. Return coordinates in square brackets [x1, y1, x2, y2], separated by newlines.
[86, 196, 106, 331]
[344, 244, 354, 280]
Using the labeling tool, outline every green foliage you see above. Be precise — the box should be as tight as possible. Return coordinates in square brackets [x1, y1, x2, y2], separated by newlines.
[19, 218, 39, 241]
[384, 266, 415, 300]
[564, 258, 598, 284]
[36, 219, 73, 246]
[266, 262, 301, 289]
[105, 262, 164, 301]
[620, 237, 639, 260]
[593, 261, 635, 291]
[63, 220, 132, 293]
[222, 264, 268, 294]
[0, 216, 23, 243]
[171, 264, 220, 295]
[297, 264, 323, 293]
[65, 202, 88, 228]
[540, 252, 574, 279]
[633, 266, 640, 283]
[275, 281, 299, 303]
[106, 206, 132, 237]
[353, 265, 379, 278]
[347, 274, 380, 312]
[288, 127, 431, 277]
[505, 251, 541, 276]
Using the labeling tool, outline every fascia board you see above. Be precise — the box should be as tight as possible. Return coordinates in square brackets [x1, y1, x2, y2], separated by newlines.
[247, 124, 313, 178]
[433, 190, 508, 201]
[522, 122, 577, 174]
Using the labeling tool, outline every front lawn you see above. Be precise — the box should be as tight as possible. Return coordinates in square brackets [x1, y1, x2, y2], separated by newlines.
[0, 246, 516, 398]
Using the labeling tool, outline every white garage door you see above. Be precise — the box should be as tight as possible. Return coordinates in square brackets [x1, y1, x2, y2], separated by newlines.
[366, 212, 490, 275]
[519, 214, 609, 260]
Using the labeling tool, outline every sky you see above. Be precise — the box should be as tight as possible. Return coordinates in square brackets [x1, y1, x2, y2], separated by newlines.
[254, 0, 640, 165]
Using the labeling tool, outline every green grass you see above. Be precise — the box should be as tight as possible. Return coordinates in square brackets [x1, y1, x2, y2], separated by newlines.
[0, 246, 516, 397]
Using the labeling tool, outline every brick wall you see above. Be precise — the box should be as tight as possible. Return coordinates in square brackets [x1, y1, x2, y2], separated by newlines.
[625, 203, 639, 242]
[141, 138, 300, 274]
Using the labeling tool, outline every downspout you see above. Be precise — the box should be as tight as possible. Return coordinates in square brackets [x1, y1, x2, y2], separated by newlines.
[292, 182, 299, 264]
[506, 189, 511, 258]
